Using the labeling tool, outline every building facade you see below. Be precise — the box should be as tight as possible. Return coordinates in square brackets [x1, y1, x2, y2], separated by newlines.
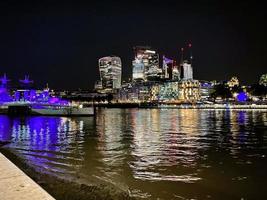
[132, 46, 161, 82]
[99, 56, 122, 92]
[178, 80, 200, 101]
[259, 74, 267, 86]
[227, 76, 239, 88]
[180, 60, 193, 80]
[199, 81, 214, 100]
[158, 81, 179, 102]
[162, 56, 180, 81]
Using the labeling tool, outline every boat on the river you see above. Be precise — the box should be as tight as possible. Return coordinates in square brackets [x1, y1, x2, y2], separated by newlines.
[0, 74, 95, 116]
[3, 101, 94, 116]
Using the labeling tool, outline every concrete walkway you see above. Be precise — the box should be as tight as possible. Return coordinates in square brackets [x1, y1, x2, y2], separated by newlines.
[0, 153, 55, 200]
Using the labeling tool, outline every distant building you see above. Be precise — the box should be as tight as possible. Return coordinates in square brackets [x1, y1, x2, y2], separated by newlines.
[178, 80, 200, 101]
[227, 76, 239, 88]
[99, 56, 122, 92]
[158, 81, 179, 102]
[199, 81, 214, 100]
[94, 80, 102, 91]
[132, 46, 161, 82]
[150, 84, 160, 101]
[259, 74, 267, 86]
[132, 58, 145, 81]
[180, 60, 193, 80]
[172, 64, 180, 81]
[162, 56, 180, 81]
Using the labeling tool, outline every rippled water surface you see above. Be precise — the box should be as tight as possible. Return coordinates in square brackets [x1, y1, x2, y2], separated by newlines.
[1, 109, 267, 199]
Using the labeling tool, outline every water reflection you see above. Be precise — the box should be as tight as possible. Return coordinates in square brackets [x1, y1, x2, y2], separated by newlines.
[0, 116, 92, 178]
[0, 109, 267, 199]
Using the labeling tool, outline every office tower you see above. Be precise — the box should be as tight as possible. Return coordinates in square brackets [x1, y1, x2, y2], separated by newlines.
[163, 56, 180, 80]
[99, 56, 122, 90]
[180, 60, 193, 80]
[132, 46, 161, 81]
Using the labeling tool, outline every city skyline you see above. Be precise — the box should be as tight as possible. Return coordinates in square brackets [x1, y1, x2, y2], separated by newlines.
[0, 1, 266, 89]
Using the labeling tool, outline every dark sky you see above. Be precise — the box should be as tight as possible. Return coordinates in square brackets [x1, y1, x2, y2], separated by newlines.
[0, 0, 266, 89]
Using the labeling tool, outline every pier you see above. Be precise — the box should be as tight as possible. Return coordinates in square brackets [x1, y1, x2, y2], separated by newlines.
[0, 153, 54, 200]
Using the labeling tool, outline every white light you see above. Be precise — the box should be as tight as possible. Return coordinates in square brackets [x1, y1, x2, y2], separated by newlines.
[144, 50, 156, 54]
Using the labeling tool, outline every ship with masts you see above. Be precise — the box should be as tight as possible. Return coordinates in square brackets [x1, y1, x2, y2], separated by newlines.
[0, 74, 94, 116]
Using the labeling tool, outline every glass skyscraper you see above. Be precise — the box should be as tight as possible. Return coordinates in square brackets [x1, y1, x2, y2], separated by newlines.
[132, 46, 161, 81]
[99, 56, 122, 90]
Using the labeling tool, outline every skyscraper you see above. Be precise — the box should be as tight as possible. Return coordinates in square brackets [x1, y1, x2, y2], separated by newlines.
[99, 56, 122, 90]
[162, 56, 180, 80]
[132, 56, 145, 81]
[180, 60, 193, 80]
[179, 44, 193, 80]
[163, 55, 173, 79]
[132, 46, 161, 81]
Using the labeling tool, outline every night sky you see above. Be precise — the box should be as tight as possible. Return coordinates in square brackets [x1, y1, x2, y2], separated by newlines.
[0, 1, 266, 89]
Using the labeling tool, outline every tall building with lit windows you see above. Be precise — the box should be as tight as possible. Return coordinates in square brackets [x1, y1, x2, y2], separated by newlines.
[180, 60, 193, 80]
[162, 56, 180, 80]
[99, 56, 122, 91]
[132, 46, 161, 82]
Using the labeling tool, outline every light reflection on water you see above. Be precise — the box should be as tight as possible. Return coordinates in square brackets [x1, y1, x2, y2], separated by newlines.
[0, 109, 267, 199]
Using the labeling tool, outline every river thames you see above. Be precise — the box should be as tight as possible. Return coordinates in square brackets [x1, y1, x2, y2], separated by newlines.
[0, 109, 267, 199]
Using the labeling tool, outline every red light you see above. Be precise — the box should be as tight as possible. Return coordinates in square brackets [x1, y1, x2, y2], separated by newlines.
[188, 43, 192, 47]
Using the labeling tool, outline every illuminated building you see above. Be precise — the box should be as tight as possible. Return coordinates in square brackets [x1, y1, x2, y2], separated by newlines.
[178, 80, 200, 101]
[180, 60, 193, 80]
[158, 82, 179, 102]
[132, 46, 161, 82]
[99, 56, 122, 91]
[117, 87, 130, 102]
[179, 44, 193, 81]
[227, 76, 239, 88]
[162, 56, 180, 81]
[117, 83, 139, 102]
[259, 74, 267, 86]
[172, 64, 180, 81]
[199, 81, 214, 100]
[94, 80, 102, 91]
[132, 58, 145, 81]
[117, 82, 161, 103]
[138, 85, 151, 102]
[150, 84, 160, 101]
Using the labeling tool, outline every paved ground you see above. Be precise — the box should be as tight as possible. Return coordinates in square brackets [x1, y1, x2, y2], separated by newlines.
[0, 153, 55, 200]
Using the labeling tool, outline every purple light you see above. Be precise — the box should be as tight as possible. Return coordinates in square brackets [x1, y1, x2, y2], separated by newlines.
[0, 88, 5, 93]
[49, 97, 59, 104]
[0, 87, 12, 102]
[163, 56, 173, 64]
[0, 74, 10, 86]
[19, 75, 33, 84]
[201, 83, 211, 87]
[14, 91, 20, 101]
[237, 92, 248, 102]
[30, 90, 37, 101]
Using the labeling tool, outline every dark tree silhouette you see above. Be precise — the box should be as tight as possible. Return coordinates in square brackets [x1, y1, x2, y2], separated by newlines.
[211, 84, 232, 99]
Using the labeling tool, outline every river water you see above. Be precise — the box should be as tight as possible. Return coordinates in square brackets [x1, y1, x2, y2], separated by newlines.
[0, 109, 267, 199]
